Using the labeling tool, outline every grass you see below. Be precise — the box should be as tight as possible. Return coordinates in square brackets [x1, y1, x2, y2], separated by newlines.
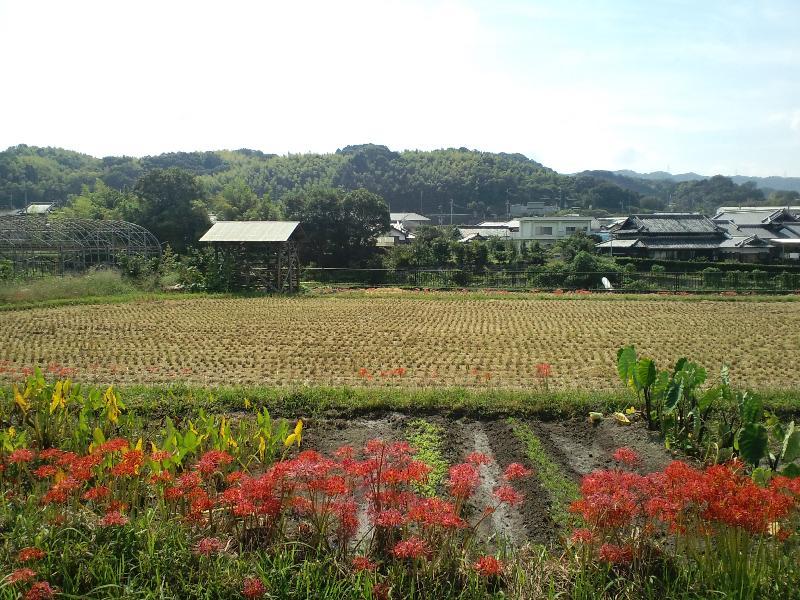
[405, 419, 449, 496]
[0, 270, 138, 304]
[509, 419, 581, 533]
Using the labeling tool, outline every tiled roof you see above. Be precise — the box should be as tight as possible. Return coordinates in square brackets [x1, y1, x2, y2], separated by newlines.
[616, 213, 721, 235]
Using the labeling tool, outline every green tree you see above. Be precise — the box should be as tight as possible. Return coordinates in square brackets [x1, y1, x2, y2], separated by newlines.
[210, 180, 283, 220]
[129, 168, 210, 252]
[284, 187, 389, 267]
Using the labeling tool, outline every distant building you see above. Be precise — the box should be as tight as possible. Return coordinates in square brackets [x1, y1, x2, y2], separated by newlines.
[376, 223, 415, 247]
[24, 203, 54, 215]
[457, 228, 512, 243]
[513, 216, 594, 245]
[596, 213, 774, 262]
[389, 212, 430, 230]
[713, 207, 800, 261]
[509, 201, 558, 218]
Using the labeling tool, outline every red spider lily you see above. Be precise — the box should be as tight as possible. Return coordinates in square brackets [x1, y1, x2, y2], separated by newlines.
[69, 454, 103, 481]
[107, 499, 129, 513]
[8, 568, 37, 584]
[32, 465, 58, 479]
[55, 452, 79, 467]
[466, 452, 491, 466]
[598, 543, 634, 564]
[82, 485, 110, 502]
[195, 537, 225, 555]
[38, 449, 65, 462]
[196, 450, 234, 475]
[242, 577, 266, 599]
[612, 447, 641, 467]
[149, 471, 173, 485]
[535, 362, 552, 378]
[100, 510, 129, 527]
[175, 471, 202, 490]
[24, 581, 55, 600]
[570, 528, 594, 544]
[374, 508, 406, 528]
[503, 463, 532, 481]
[494, 485, 523, 506]
[9, 449, 35, 464]
[392, 536, 430, 560]
[407, 497, 466, 529]
[110, 449, 144, 477]
[93, 438, 129, 455]
[473, 555, 504, 577]
[42, 477, 81, 504]
[17, 547, 46, 562]
[447, 463, 479, 499]
[352, 555, 377, 572]
[149, 450, 173, 463]
[372, 582, 390, 600]
[334, 445, 354, 460]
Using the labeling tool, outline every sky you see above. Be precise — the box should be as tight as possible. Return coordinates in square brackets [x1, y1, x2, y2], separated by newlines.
[0, 0, 798, 177]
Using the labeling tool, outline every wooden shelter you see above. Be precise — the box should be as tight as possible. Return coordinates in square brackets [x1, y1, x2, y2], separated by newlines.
[199, 221, 304, 292]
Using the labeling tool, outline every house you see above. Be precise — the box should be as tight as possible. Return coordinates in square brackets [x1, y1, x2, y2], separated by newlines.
[509, 201, 558, 218]
[24, 203, 54, 215]
[512, 216, 594, 245]
[457, 228, 512, 243]
[389, 212, 430, 230]
[376, 223, 415, 247]
[595, 213, 773, 262]
[713, 207, 800, 261]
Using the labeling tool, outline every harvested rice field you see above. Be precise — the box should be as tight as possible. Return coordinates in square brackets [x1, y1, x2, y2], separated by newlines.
[1, 292, 798, 388]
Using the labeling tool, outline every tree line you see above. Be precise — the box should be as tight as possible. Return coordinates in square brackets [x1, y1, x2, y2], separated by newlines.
[4, 144, 793, 222]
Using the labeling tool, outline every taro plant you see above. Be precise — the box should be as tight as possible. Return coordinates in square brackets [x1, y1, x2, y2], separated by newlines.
[735, 391, 800, 478]
[616, 346, 658, 429]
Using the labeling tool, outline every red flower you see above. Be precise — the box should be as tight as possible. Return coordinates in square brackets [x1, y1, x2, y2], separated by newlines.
[473, 555, 504, 577]
[32, 465, 58, 479]
[569, 528, 594, 544]
[494, 485, 523, 506]
[447, 463, 479, 499]
[110, 449, 144, 477]
[196, 450, 234, 475]
[42, 477, 81, 504]
[24, 581, 55, 600]
[100, 510, 129, 527]
[598, 543, 634, 564]
[352, 556, 377, 572]
[374, 508, 405, 528]
[9, 448, 35, 464]
[17, 547, 46, 562]
[83, 485, 111, 502]
[9, 568, 37, 583]
[392, 536, 430, 560]
[94, 438, 129, 455]
[535, 362, 552, 378]
[38, 449, 65, 462]
[195, 537, 225, 556]
[503, 463, 532, 481]
[466, 452, 491, 466]
[612, 447, 641, 467]
[242, 577, 266, 598]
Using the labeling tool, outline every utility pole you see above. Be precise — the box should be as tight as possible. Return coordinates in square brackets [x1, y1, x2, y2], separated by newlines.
[450, 199, 454, 225]
[419, 189, 423, 215]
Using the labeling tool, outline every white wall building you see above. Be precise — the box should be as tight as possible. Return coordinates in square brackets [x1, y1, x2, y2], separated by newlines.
[512, 216, 594, 245]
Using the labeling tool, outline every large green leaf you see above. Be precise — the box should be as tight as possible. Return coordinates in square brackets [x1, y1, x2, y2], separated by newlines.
[782, 422, 800, 463]
[780, 463, 800, 478]
[738, 423, 768, 466]
[698, 385, 721, 412]
[739, 392, 763, 425]
[616, 346, 637, 388]
[636, 358, 656, 389]
[664, 380, 683, 413]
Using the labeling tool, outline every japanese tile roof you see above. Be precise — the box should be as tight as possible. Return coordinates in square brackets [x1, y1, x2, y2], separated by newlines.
[615, 213, 722, 236]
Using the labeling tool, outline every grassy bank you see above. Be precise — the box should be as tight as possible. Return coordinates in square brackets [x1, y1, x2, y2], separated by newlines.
[49, 383, 800, 421]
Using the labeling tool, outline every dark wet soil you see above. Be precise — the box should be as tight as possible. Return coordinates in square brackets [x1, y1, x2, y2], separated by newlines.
[297, 413, 674, 549]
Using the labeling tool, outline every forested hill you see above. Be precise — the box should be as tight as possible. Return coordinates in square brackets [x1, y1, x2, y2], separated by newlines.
[1, 143, 794, 218]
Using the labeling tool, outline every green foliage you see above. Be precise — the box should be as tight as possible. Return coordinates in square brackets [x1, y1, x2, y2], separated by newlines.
[284, 187, 389, 267]
[405, 419, 448, 496]
[0, 269, 137, 304]
[129, 168, 210, 252]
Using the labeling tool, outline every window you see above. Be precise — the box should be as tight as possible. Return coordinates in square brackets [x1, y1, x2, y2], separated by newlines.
[535, 226, 553, 235]
[566, 225, 587, 234]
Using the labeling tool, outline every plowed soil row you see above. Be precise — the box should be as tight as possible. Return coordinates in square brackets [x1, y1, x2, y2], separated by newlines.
[302, 413, 673, 547]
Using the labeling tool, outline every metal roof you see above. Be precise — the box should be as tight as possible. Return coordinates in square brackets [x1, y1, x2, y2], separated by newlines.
[199, 221, 302, 243]
[596, 239, 638, 248]
[616, 213, 721, 235]
[713, 208, 799, 225]
[390, 212, 430, 222]
[458, 228, 511, 239]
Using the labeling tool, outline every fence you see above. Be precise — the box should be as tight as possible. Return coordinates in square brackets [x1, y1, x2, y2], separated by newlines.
[302, 268, 800, 294]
